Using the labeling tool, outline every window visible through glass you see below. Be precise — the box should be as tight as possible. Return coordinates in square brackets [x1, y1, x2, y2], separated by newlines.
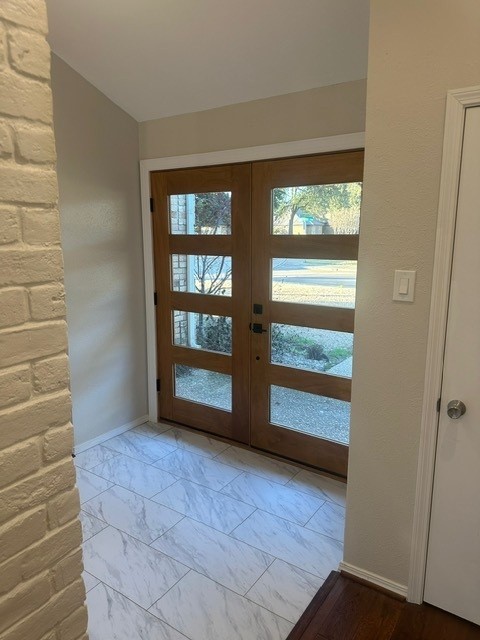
[169, 192, 232, 235]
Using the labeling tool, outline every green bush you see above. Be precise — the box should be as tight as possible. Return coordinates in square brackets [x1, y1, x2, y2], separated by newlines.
[196, 315, 232, 354]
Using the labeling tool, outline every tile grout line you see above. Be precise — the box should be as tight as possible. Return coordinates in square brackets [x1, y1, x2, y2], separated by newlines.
[228, 506, 259, 537]
[147, 568, 193, 616]
[88, 580, 192, 640]
[242, 564, 327, 627]
[81, 491, 187, 546]
[78, 483, 115, 509]
[303, 500, 329, 529]
[242, 554, 276, 598]
[227, 509, 342, 581]
[151, 568, 296, 630]
[147, 514, 187, 548]
[78, 445, 180, 477]
[150, 471, 252, 507]
[219, 473, 329, 526]
[146, 512, 282, 579]
[79, 462, 260, 531]
[211, 453, 299, 486]
[148, 503, 253, 537]
[83, 525, 193, 603]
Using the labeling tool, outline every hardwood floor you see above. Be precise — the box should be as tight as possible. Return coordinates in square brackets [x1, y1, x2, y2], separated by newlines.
[287, 572, 480, 640]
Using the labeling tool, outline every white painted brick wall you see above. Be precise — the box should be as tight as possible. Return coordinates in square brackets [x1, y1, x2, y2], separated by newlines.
[0, 2, 88, 639]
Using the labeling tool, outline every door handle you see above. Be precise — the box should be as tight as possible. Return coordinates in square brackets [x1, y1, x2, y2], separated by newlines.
[250, 323, 267, 334]
[446, 399, 466, 419]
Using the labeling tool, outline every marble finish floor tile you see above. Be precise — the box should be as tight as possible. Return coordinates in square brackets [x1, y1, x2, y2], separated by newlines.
[87, 582, 187, 640]
[150, 571, 293, 640]
[132, 423, 171, 439]
[154, 449, 240, 491]
[246, 559, 324, 624]
[222, 472, 324, 526]
[102, 431, 177, 464]
[232, 509, 343, 579]
[75, 467, 113, 504]
[152, 478, 254, 533]
[83, 526, 189, 608]
[305, 501, 346, 541]
[151, 518, 273, 595]
[74, 445, 120, 471]
[79, 509, 108, 542]
[155, 426, 230, 458]
[214, 446, 298, 484]
[91, 453, 178, 498]
[82, 485, 183, 544]
[83, 571, 100, 593]
[287, 469, 347, 506]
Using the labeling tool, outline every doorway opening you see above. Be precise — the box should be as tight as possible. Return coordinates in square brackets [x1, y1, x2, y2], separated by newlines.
[150, 150, 364, 477]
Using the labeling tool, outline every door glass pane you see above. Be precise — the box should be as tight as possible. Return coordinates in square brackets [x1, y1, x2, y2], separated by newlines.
[271, 324, 353, 377]
[171, 255, 232, 296]
[170, 192, 232, 235]
[272, 258, 356, 307]
[173, 311, 232, 355]
[174, 365, 232, 411]
[270, 385, 350, 444]
[272, 183, 362, 235]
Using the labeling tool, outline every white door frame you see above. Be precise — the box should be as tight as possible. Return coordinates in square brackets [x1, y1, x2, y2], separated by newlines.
[139, 132, 365, 421]
[408, 85, 480, 603]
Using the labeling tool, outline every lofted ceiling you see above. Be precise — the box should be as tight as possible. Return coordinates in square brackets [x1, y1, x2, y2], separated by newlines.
[46, 0, 369, 123]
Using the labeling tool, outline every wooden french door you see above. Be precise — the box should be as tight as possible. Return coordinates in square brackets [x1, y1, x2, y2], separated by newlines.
[251, 152, 363, 476]
[151, 150, 363, 477]
[151, 164, 251, 443]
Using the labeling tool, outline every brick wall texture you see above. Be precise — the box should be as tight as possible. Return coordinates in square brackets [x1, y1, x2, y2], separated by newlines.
[170, 196, 188, 343]
[0, 2, 88, 639]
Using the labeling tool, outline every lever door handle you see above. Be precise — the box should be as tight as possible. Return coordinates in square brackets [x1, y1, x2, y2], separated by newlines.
[250, 323, 267, 334]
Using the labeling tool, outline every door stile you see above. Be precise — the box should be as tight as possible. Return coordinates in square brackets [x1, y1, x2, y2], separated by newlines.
[230, 163, 252, 443]
[151, 171, 174, 420]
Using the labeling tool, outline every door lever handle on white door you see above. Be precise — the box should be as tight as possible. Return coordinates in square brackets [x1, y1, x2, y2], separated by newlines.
[446, 400, 467, 419]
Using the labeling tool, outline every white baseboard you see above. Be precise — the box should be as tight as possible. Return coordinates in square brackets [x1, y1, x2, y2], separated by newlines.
[339, 562, 408, 599]
[73, 415, 149, 454]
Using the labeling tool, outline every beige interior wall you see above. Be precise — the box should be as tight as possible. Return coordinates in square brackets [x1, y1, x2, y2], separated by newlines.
[139, 80, 366, 159]
[344, 0, 480, 588]
[51, 55, 147, 446]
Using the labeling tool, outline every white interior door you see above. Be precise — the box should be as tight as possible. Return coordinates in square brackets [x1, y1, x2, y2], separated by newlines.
[424, 106, 480, 624]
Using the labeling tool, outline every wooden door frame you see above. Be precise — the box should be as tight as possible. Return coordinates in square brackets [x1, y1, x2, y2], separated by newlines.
[405, 86, 480, 604]
[140, 133, 365, 423]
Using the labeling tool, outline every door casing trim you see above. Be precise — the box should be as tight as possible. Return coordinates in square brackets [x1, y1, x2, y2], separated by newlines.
[140, 132, 365, 421]
[408, 86, 480, 603]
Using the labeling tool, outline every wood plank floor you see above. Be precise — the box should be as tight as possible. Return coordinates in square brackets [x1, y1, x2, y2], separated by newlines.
[287, 572, 480, 640]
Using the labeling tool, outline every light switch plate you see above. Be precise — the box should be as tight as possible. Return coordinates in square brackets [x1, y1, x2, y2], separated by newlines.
[393, 270, 416, 302]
